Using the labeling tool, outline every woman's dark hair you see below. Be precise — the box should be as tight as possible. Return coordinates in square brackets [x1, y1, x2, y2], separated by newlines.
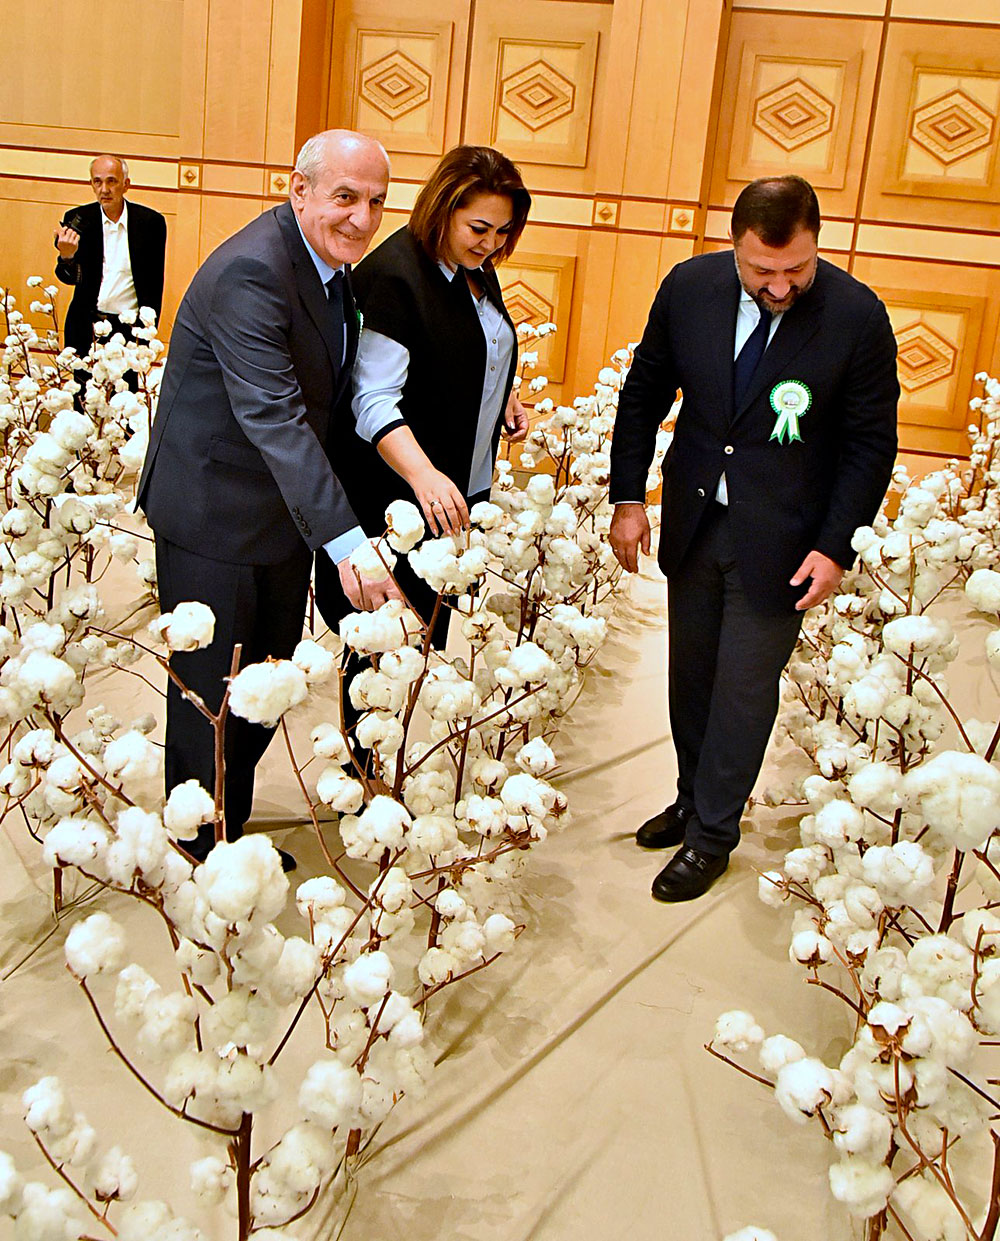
[731, 175, 820, 246]
[409, 145, 531, 265]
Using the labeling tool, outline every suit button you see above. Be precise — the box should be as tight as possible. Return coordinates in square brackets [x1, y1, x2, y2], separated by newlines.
[697, 488, 705, 497]
[724, 445, 734, 455]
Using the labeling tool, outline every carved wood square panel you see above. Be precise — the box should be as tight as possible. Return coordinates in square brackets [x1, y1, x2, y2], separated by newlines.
[896, 67, 1000, 196]
[499, 252, 577, 382]
[336, 14, 455, 156]
[467, 1, 611, 171]
[879, 289, 987, 441]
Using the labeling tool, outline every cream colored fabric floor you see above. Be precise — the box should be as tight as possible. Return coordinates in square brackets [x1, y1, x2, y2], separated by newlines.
[1, 568, 862, 1241]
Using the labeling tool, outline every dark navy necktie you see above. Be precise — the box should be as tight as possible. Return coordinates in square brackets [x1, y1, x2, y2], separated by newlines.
[325, 270, 346, 368]
[733, 305, 772, 409]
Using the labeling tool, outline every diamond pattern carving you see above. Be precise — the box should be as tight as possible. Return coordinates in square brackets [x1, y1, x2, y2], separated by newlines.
[753, 78, 835, 151]
[911, 89, 996, 166]
[500, 60, 575, 132]
[501, 281, 554, 329]
[360, 51, 431, 122]
[895, 322, 957, 393]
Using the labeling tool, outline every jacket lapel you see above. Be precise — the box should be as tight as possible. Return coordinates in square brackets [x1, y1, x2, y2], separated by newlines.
[732, 271, 826, 425]
[705, 261, 741, 427]
[275, 201, 342, 379]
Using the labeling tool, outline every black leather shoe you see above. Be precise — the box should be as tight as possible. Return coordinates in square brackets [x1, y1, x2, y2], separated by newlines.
[636, 802, 694, 849]
[651, 846, 729, 902]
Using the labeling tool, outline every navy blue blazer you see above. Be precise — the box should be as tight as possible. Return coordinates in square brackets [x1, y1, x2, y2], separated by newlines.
[137, 201, 360, 565]
[609, 251, 899, 614]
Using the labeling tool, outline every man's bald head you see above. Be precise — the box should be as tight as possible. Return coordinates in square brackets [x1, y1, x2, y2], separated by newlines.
[90, 154, 130, 221]
[289, 130, 390, 268]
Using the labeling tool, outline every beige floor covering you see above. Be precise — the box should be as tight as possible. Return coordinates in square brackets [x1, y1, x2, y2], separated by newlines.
[1, 567, 943, 1241]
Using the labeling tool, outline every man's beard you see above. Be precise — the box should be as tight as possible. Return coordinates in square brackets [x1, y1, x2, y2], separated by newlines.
[734, 253, 817, 314]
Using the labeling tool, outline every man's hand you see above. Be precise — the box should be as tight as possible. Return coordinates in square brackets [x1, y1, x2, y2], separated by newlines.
[791, 550, 843, 611]
[337, 557, 402, 611]
[501, 392, 530, 443]
[609, 503, 651, 574]
[55, 225, 80, 260]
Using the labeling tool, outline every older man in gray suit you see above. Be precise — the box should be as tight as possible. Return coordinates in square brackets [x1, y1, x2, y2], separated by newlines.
[138, 129, 398, 868]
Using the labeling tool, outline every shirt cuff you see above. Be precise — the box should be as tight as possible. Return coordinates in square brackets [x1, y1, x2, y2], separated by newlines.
[323, 526, 367, 565]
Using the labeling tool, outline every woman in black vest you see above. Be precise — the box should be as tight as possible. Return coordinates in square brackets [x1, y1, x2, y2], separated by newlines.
[316, 145, 532, 645]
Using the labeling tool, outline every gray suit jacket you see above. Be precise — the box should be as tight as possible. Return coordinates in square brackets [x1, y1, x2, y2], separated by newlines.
[138, 201, 359, 564]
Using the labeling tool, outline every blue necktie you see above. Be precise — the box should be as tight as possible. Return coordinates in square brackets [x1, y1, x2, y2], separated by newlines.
[733, 306, 772, 409]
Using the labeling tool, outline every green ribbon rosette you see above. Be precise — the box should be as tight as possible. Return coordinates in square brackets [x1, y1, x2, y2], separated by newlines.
[769, 380, 812, 444]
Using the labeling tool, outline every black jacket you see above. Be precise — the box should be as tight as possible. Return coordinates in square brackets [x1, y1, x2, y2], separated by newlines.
[610, 250, 899, 614]
[54, 199, 166, 355]
[137, 201, 359, 564]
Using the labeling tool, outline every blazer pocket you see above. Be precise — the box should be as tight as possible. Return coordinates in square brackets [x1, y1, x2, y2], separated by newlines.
[208, 435, 270, 475]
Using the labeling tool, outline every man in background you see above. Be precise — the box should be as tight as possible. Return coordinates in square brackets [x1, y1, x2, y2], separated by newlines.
[138, 129, 399, 870]
[54, 154, 167, 357]
[609, 175, 898, 903]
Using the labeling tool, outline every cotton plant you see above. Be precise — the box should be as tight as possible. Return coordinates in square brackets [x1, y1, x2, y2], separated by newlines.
[1, 325, 666, 1238]
[713, 377, 1000, 1241]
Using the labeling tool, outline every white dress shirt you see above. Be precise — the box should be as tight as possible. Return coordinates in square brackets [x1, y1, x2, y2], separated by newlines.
[352, 260, 515, 495]
[715, 291, 784, 504]
[96, 201, 139, 316]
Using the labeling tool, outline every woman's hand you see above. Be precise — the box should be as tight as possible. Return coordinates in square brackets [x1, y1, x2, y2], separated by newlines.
[502, 391, 530, 442]
[411, 466, 469, 536]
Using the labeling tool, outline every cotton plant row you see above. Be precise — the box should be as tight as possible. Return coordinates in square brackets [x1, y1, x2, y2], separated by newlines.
[710, 375, 1000, 1241]
[0, 304, 650, 1239]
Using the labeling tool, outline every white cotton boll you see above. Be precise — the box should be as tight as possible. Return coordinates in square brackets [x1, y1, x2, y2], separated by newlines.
[380, 645, 425, 687]
[189, 1157, 232, 1207]
[418, 946, 458, 986]
[831, 1104, 892, 1160]
[813, 800, 865, 848]
[349, 537, 396, 583]
[440, 918, 486, 963]
[228, 659, 308, 727]
[867, 1000, 908, 1036]
[389, 1009, 424, 1048]
[42, 817, 111, 870]
[136, 990, 197, 1060]
[163, 781, 215, 841]
[790, 929, 833, 966]
[801, 775, 839, 810]
[904, 938, 976, 1012]
[500, 772, 555, 821]
[966, 568, 1000, 614]
[268, 937, 321, 1005]
[10, 1181, 83, 1240]
[310, 722, 350, 764]
[12, 651, 79, 709]
[861, 842, 935, 907]
[847, 762, 901, 816]
[202, 986, 277, 1052]
[861, 946, 907, 1002]
[315, 766, 365, 813]
[758, 1035, 805, 1074]
[343, 950, 393, 1007]
[89, 1146, 138, 1203]
[0, 1151, 23, 1215]
[65, 911, 126, 978]
[828, 1157, 895, 1219]
[985, 630, 1000, 668]
[371, 867, 411, 914]
[296, 875, 347, 923]
[150, 601, 215, 652]
[384, 499, 425, 552]
[349, 668, 404, 713]
[409, 813, 459, 856]
[882, 614, 952, 658]
[471, 757, 509, 791]
[22, 1078, 73, 1140]
[515, 736, 556, 775]
[291, 639, 337, 685]
[891, 1176, 968, 1241]
[723, 1229, 779, 1241]
[419, 665, 480, 722]
[714, 1011, 765, 1053]
[356, 796, 411, 850]
[843, 884, 883, 928]
[903, 751, 1000, 852]
[494, 642, 556, 688]
[961, 908, 1000, 951]
[175, 939, 221, 988]
[299, 1060, 363, 1129]
[470, 500, 505, 530]
[194, 835, 288, 924]
[783, 845, 828, 885]
[435, 889, 470, 920]
[757, 871, 787, 908]
[114, 964, 161, 1023]
[774, 1058, 835, 1122]
[103, 731, 160, 789]
[355, 711, 404, 754]
[483, 913, 517, 955]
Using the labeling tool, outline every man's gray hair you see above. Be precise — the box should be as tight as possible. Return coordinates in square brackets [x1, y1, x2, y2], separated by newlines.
[294, 130, 389, 187]
[90, 155, 129, 180]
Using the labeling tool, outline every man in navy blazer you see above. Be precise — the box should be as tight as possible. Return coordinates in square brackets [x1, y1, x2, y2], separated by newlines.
[54, 155, 166, 357]
[609, 176, 898, 902]
[138, 129, 399, 867]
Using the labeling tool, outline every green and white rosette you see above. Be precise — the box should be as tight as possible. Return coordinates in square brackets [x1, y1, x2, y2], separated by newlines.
[357, 308, 364, 333]
[769, 379, 812, 444]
